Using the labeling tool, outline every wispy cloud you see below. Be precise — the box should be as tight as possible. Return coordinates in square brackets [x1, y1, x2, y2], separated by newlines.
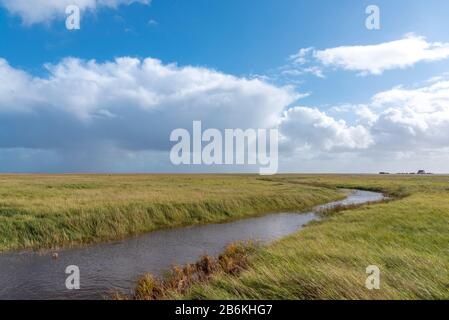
[147, 19, 158, 27]
[289, 34, 449, 76]
[0, 0, 150, 25]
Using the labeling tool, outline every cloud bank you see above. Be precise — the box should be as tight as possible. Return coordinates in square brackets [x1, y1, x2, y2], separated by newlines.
[279, 107, 373, 152]
[280, 76, 449, 171]
[0, 57, 297, 171]
[2, 56, 449, 172]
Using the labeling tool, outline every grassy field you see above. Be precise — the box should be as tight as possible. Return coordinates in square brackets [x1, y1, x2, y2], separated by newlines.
[134, 175, 449, 300]
[3, 174, 448, 299]
[0, 174, 343, 251]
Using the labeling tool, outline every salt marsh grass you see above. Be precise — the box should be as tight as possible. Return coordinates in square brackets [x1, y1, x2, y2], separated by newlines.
[0, 174, 342, 251]
[166, 175, 449, 300]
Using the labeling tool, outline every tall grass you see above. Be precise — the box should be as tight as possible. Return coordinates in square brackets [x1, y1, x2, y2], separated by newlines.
[0, 174, 343, 251]
[170, 175, 449, 300]
[116, 242, 256, 300]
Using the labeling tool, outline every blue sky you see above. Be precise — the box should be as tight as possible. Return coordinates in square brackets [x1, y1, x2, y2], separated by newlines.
[1, 0, 449, 173]
[2, 0, 449, 103]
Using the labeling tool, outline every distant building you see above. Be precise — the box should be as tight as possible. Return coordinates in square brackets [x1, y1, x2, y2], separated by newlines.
[394, 170, 433, 175]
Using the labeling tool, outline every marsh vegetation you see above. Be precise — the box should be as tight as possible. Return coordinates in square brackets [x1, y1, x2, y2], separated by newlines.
[0, 174, 342, 251]
[1, 174, 448, 300]
[162, 175, 449, 300]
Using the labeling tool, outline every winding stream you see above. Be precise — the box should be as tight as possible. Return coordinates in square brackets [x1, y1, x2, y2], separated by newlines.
[0, 189, 384, 300]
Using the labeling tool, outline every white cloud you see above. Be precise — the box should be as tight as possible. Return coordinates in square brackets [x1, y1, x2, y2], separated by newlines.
[279, 47, 326, 79]
[370, 79, 449, 149]
[372, 80, 449, 112]
[3, 55, 449, 172]
[289, 35, 449, 76]
[0, 0, 150, 25]
[289, 47, 314, 65]
[281, 66, 325, 79]
[273, 74, 449, 173]
[315, 34, 449, 75]
[147, 19, 158, 26]
[279, 107, 374, 152]
[0, 57, 297, 162]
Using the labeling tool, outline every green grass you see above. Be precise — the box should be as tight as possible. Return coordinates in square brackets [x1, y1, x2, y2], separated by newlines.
[169, 175, 449, 300]
[0, 174, 343, 251]
[4, 174, 448, 299]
